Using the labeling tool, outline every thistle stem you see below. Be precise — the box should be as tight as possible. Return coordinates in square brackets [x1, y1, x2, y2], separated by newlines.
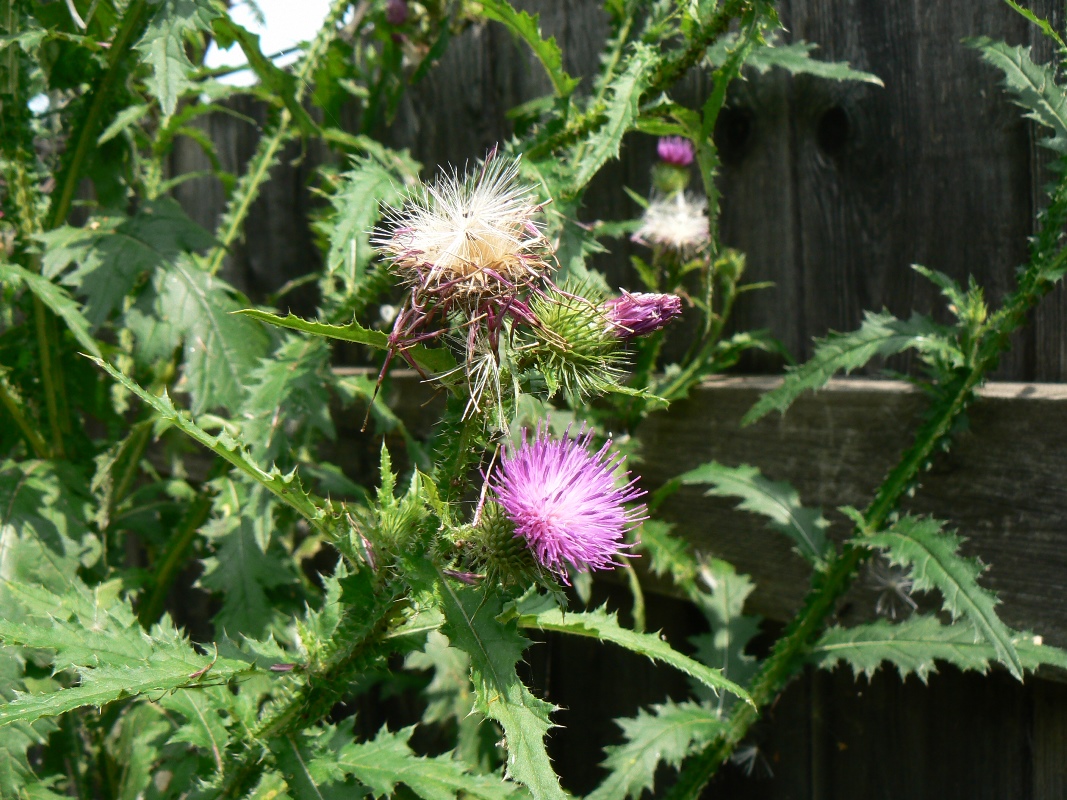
[0, 374, 49, 458]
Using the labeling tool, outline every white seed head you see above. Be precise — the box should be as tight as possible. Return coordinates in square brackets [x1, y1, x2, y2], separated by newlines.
[633, 192, 710, 254]
[374, 154, 554, 302]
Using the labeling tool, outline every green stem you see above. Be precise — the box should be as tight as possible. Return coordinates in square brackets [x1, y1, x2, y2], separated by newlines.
[138, 489, 214, 626]
[0, 371, 49, 458]
[665, 183, 1067, 800]
[46, 0, 150, 231]
[205, 0, 350, 275]
[524, 0, 751, 162]
[33, 295, 64, 458]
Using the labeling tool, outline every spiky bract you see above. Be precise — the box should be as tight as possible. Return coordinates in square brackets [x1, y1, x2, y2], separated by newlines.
[523, 282, 625, 401]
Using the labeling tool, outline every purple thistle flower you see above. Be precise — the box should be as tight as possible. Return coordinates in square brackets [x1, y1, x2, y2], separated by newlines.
[657, 136, 695, 167]
[603, 291, 683, 339]
[491, 426, 646, 582]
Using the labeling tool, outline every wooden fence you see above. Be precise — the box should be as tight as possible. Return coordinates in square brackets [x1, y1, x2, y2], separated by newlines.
[171, 0, 1067, 797]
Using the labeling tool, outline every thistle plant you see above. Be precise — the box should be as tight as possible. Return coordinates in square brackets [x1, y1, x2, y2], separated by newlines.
[1, 0, 1063, 798]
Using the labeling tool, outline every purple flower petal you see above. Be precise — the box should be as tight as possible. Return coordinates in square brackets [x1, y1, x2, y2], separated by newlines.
[657, 136, 695, 167]
[491, 426, 646, 582]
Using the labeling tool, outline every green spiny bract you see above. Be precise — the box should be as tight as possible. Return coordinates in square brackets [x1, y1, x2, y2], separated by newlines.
[521, 281, 625, 402]
[459, 501, 543, 587]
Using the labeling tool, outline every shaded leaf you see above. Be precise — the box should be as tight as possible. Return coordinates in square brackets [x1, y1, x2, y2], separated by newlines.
[813, 615, 1067, 682]
[436, 576, 564, 799]
[0, 262, 101, 357]
[743, 311, 956, 424]
[588, 700, 724, 800]
[678, 461, 831, 565]
[970, 37, 1067, 155]
[479, 0, 579, 97]
[865, 516, 1023, 679]
[136, 0, 221, 119]
[514, 602, 752, 704]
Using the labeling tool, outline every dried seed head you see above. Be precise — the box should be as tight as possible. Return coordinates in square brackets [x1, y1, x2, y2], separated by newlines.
[374, 153, 554, 309]
[633, 192, 710, 255]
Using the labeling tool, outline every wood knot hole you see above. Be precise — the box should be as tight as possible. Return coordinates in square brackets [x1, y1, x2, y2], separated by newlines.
[816, 105, 850, 156]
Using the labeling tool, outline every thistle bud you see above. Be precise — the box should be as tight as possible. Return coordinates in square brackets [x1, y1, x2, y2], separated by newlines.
[603, 291, 683, 339]
[652, 136, 695, 194]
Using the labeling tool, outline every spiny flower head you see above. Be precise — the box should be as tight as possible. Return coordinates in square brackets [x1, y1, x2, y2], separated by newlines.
[633, 192, 710, 254]
[374, 152, 553, 307]
[491, 425, 645, 582]
[603, 290, 683, 339]
[657, 136, 695, 166]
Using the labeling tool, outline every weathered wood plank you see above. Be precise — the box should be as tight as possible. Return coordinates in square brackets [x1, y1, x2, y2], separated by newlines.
[633, 376, 1067, 648]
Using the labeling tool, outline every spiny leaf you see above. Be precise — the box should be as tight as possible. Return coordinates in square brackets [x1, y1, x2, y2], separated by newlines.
[241, 335, 335, 465]
[272, 733, 348, 800]
[0, 578, 252, 728]
[970, 37, 1067, 155]
[159, 686, 233, 773]
[212, 17, 317, 135]
[569, 42, 656, 192]
[54, 198, 216, 327]
[478, 0, 579, 97]
[199, 479, 297, 638]
[435, 573, 564, 800]
[160, 256, 272, 413]
[865, 516, 1023, 679]
[707, 35, 883, 85]
[678, 461, 831, 565]
[635, 520, 700, 590]
[236, 308, 458, 377]
[743, 310, 956, 424]
[812, 615, 1067, 682]
[90, 357, 330, 535]
[136, 0, 221, 119]
[514, 602, 752, 705]
[0, 262, 100, 357]
[687, 559, 761, 708]
[326, 725, 520, 799]
[588, 700, 724, 800]
[322, 152, 417, 290]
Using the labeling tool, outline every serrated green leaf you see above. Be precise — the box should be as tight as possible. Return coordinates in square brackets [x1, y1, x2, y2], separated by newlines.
[159, 685, 232, 772]
[242, 335, 335, 465]
[136, 0, 221, 119]
[635, 520, 700, 590]
[479, 0, 578, 97]
[743, 311, 956, 424]
[199, 479, 296, 638]
[687, 559, 761, 708]
[714, 36, 883, 85]
[327, 725, 520, 800]
[272, 733, 348, 800]
[323, 152, 417, 290]
[812, 615, 1067, 682]
[90, 357, 330, 536]
[865, 516, 1023, 679]
[569, 43, 656, 191]
[588, 700, 724, 800]
[60, 199, 217, 327]
[970, 36, 1067, 155]
[212, 17, 317, 135]
[160, 256, 272, 413]
[435, 575, 564, 800]
[678, 461, 830, 565]
[514, 604, 752, 705]
[0, 262, 101, 358]
[236, 308, 458, 377]
[0, 578, 252, 728]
